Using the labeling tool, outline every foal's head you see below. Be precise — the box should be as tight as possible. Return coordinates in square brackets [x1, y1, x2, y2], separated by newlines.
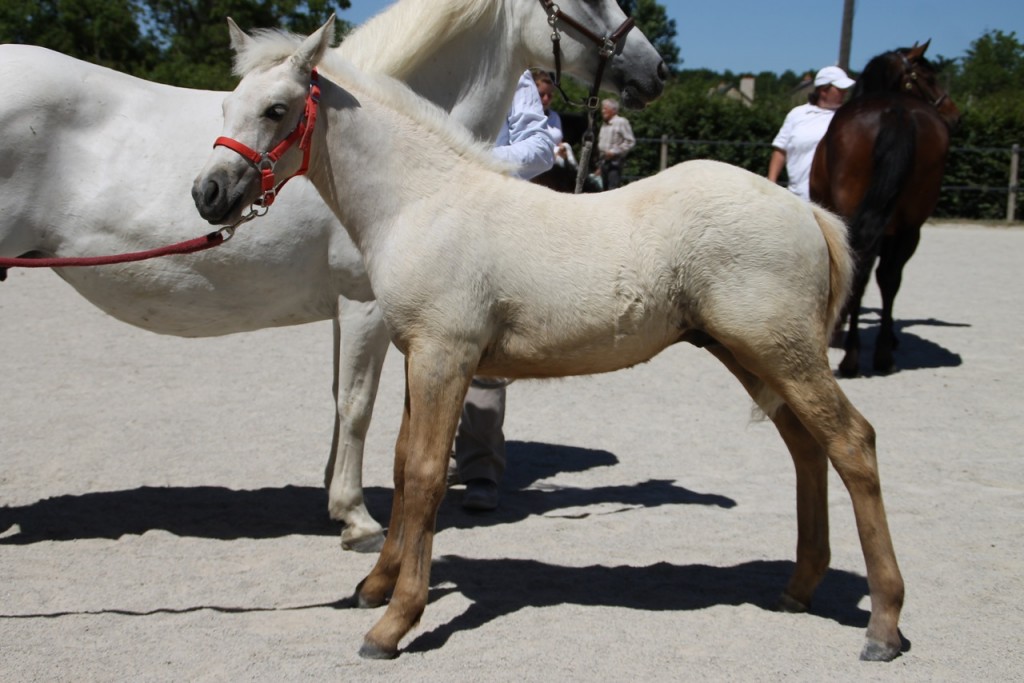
[192, 17, 335, 225]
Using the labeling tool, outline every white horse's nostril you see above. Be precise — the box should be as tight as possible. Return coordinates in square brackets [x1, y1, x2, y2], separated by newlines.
[202, 179, 221, 206]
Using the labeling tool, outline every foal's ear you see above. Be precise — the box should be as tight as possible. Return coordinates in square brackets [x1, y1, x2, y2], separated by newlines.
[291, 14, 336, 73]
[226, 17, 251, 53]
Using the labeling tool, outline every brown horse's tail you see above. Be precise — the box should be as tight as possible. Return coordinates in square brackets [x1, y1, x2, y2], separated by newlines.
[811, 204, 854, 334]
[850, 105, 917, 257]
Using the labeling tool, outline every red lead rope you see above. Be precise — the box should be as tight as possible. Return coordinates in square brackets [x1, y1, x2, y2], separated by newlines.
[0, 71, 322, 279]
[0, 231, 229, 276]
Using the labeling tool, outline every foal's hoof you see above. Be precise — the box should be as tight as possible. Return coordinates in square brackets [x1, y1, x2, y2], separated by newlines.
[774, 593, 809, 613]
[359, 640, 398, 660]
[351, 578, 389, 609]
[341, 528, 386, 554]
[860, 638, 901, 662]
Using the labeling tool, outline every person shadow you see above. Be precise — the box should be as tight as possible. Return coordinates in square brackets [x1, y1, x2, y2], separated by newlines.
[434, 441, 735, 533]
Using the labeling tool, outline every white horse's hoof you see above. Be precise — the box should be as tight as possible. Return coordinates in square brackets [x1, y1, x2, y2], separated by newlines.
[341, 528, 386, 553]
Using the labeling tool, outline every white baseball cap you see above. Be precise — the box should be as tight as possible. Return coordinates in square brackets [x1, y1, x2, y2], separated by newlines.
[814, 65, 855, 89]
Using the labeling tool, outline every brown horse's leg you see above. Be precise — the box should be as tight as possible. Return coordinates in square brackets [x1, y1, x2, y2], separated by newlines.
[839, 257, 875, 378]
[873, 227, 922, 374]
[359, 347, 472, 659]
[706, 347, 831, 611]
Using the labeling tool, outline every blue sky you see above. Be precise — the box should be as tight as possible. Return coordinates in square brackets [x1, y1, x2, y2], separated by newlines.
[338, 0, 1023, 74]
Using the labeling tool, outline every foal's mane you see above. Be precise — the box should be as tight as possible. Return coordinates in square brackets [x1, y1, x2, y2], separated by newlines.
[337, 0, 502, 79]
[232, 29, 509, 175]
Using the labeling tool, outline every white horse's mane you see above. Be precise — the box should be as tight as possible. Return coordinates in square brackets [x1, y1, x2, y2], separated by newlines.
[337, 0, 502, 78]
[232, 28, 510, 175]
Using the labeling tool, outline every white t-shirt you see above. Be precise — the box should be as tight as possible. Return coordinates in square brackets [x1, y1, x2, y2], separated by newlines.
[492, 71, 554, 180]
[771, 103, 836, 200]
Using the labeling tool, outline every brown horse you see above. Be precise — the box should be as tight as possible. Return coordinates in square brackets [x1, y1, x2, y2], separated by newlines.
[810, 41, 960, 377]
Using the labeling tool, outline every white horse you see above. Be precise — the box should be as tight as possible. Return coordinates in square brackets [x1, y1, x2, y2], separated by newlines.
[193, 20, 905, 662]
[0, 0, 665, 552]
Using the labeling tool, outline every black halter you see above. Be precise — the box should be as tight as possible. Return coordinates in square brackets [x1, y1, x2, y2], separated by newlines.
[537, 0, 636, 193]
[896, 51, 949, 109]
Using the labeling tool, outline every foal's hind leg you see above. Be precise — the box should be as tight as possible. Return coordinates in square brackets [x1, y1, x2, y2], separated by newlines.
[774, 369, 904, 660]
[708, 340, 903, 660]
[706, 347, 831, 611]
[872, 228, 921, 374]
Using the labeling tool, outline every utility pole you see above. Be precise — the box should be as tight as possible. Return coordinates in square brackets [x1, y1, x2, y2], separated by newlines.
[838, 0, 855, 70]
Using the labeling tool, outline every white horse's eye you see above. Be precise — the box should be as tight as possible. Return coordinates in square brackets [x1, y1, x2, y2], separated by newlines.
[264, 104, 288, 121]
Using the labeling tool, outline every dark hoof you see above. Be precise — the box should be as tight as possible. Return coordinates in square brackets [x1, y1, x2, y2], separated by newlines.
[872, 358, 895, 375]
[342, 530, 386, 554]
[774, 593, 809, 613]
[359, 640, 398, 660]
[860, 638, 901, 662]
[838, 358, 860, 378]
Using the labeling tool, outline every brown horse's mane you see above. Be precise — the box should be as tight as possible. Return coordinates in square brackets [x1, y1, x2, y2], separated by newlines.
[851, 47, 940, 98]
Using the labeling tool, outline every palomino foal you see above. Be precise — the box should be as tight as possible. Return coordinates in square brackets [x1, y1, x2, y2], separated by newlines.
[194, 20, 905, 663]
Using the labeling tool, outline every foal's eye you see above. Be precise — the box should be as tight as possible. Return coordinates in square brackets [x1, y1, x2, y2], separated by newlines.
[264, 104, 288, 121]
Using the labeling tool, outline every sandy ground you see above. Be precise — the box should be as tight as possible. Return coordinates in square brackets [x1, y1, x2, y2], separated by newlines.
[1, 222, 1022, 681]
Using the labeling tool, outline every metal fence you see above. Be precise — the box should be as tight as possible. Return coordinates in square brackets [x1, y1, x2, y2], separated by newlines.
[630, 137, 1021, 222]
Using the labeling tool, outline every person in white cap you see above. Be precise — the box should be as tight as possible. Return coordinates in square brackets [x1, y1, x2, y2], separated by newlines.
[767, 65, 856, 200]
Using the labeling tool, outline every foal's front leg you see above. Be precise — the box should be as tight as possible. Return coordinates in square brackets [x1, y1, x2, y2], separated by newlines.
[324, 298, 392, 552]
[357, 346, 473, 659]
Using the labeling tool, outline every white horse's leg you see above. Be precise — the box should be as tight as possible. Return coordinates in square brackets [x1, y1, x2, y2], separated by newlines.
[324, 297, 391, 552]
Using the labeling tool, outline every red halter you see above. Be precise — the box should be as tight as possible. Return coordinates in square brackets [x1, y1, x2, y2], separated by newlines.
[213, 69, 322, 209]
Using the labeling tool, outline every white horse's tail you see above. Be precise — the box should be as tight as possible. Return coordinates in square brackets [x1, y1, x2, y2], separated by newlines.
[812, 204, 854, 334]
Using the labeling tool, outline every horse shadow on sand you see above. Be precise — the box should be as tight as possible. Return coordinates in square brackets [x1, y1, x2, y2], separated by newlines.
[1, 441, 889, 650]
[833, 307, 968, 377]
[399, 555, 876, 654]
[0, 441, 733, 545]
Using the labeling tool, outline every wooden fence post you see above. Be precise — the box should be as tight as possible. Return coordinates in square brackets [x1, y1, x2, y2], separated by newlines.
[1008, 144, 1020, 223]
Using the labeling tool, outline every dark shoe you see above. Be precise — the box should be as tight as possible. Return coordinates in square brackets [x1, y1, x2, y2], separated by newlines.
[462, 479, 499, 511]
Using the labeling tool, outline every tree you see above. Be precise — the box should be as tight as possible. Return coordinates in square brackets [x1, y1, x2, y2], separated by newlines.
[0, 0, 157, 75]
[0, 0, 352, 89]
[138, 0, 352, 89]
[616, 0, 680, 72]
[952, 29, 1024, 101]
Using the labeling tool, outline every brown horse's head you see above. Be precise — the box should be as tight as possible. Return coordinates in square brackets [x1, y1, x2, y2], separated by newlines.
[853, 40, 961, 128]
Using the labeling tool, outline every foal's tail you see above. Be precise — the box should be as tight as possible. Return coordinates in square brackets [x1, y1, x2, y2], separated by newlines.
[849, 104, 917, 257]
[811, 204, 854, 333]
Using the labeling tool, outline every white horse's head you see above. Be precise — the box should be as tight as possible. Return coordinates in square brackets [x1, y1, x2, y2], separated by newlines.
[523, 0, 667, 108]
[192, 17, 335, 225]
